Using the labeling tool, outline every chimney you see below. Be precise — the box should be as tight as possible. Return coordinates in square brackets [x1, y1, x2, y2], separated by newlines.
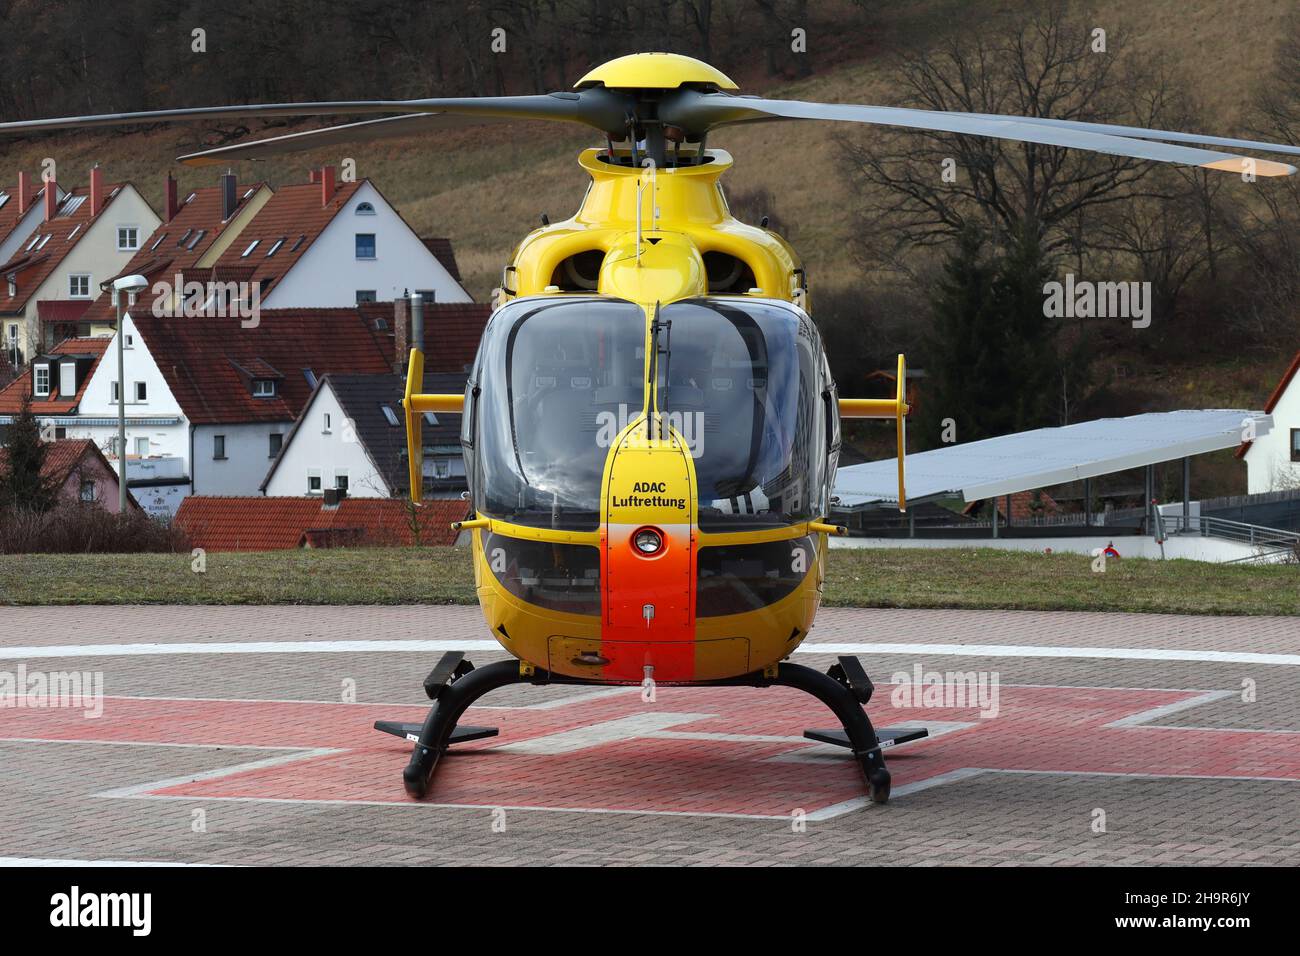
[393, 296, 409, 374]
[220, 172, 237, 220]
[89, 165, 104, 217]
[308, 168, 321, 184]
[410, 291, 425, 353]
[16, 171, 31, 212]
[164, 173, 179, 222]
[43, 173, 58, 221]
[320, 165, 336, 206]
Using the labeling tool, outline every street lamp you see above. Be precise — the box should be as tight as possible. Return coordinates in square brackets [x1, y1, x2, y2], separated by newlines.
[103, 274, 149, 513]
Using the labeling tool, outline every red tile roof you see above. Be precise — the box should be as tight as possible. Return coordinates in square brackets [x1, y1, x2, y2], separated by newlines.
[0, 183, 135, 313]
[0, 181, 44, 245]
[357, 301, 489, 373]
[211, 179, 363, 292]
[78, 181, 268, 329]
[37, 299, 93, 324]
[175, 495, 468, 551]
[963, 490, 1061, 521]
[0, 337, 110, 414]
[130, 307, 393, 424]
[0, 437, 91, 484]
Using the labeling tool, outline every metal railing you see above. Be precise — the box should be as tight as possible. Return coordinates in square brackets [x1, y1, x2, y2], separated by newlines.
[1158, 513, 1300, 549]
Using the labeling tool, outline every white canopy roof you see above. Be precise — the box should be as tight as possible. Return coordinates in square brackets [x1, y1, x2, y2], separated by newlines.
[834, 409, 1270, 509]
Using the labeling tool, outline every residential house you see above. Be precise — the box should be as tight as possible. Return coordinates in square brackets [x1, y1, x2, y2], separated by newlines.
[176, 494, 467, 551]
[260, 297, 488, 499]
[0, 168, 159, 364]
[209, 167, 471, 308]
[0, 437, 136, 512]
[74, 172, 273, 338]
[1239, 352, 1300, 492]
[0, 336, 180, 512]
[0, 335, 111, 439]
[260, 371, 467, 499]
[82, 307, 398, 501]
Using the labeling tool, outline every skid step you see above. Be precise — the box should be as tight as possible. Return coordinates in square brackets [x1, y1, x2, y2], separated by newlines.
[373, 720, 499, 745]
[804, 727, 928, 750]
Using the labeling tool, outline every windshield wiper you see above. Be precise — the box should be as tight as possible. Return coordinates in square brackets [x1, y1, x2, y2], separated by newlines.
[646, 301, 671, 439]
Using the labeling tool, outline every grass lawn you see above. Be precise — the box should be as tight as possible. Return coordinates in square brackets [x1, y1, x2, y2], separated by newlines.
[0, 546, 1294, 615]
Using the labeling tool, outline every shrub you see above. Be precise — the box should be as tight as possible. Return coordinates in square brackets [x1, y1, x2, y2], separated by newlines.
[0, 503, 191, 554]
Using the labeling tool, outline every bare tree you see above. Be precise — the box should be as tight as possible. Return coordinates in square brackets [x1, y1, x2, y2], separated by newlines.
[839, 1, 1185, 273]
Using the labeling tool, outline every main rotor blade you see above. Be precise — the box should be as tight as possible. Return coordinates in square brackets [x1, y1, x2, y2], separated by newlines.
[962, 113, 1300, 158]
[176, 112, 518, 166]
[661, 92, 1297, 176]
[0, 89, 629, 137]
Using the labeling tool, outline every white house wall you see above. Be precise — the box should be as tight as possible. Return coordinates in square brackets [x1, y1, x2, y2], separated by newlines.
[262, 182, 471, 308]
[74, 314, 190, 463]
[193, 422, 293, 496]
[1246, 381, 1300, 493]
[263, 384, 391, 497]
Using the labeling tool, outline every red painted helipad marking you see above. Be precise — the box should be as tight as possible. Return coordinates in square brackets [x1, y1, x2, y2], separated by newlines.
[3, 685, 1297, 818]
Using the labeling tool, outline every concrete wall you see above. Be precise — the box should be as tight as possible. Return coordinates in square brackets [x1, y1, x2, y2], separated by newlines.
[830, 534, 1258, 563]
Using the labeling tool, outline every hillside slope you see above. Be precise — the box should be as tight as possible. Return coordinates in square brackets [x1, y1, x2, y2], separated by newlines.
[3, 0, 1292, 300]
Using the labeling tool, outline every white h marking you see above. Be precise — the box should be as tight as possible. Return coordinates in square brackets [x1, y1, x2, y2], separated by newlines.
[493, 713, 716, 755]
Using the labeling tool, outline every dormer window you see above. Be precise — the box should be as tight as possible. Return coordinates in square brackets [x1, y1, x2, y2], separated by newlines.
[265, 237, 285, 257]
[8, 277, 16, 297]
[33, 364, 50, 396]
[241, 239, 260, 258]
[186, 229, 206, 250]
[151, 232, 168, 251]
[355, 202, 376, 215]
[177, 228, 193, 246]
[25, 233, 40, 251]
[37, 234, 52, 249]
[253, 379, 276, 398]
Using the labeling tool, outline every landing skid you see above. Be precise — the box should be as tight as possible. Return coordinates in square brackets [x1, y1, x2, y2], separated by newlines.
[375, 652, 926, 805]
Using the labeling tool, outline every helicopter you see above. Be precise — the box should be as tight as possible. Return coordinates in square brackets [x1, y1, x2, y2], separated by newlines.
[4, 52, 1297, 804]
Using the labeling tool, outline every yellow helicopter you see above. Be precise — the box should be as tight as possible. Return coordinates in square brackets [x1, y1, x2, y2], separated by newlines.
[4, 52, 1296, 803]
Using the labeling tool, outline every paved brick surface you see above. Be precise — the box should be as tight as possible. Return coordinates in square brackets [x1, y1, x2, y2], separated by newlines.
[0, 606, 1297, 866]
[3, 604, 1299, 653]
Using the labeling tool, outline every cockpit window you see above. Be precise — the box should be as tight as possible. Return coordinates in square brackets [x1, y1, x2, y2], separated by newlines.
[475, 297, 645, 530]
[659, 298, 825, 530]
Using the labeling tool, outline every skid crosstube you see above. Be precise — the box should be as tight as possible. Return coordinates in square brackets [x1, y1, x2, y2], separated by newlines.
[375, 653, 924, 804]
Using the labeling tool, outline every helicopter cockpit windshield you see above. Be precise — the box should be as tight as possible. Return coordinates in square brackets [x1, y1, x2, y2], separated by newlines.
[472, 295, 829, 534]
[658, 298, 828, 530]
[474, 297, 646, 531]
